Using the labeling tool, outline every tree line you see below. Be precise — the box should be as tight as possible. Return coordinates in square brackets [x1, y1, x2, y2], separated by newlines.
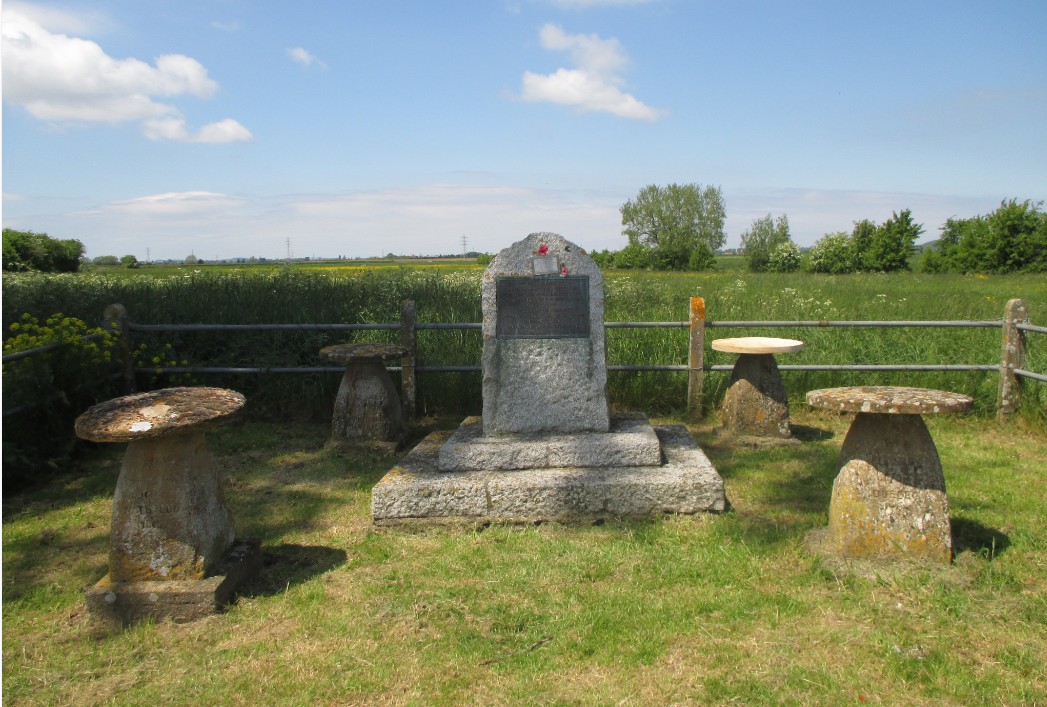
[593, 185, 1045, 274]
[2, 229, 85, 273]
[7, 192, 1044, 275]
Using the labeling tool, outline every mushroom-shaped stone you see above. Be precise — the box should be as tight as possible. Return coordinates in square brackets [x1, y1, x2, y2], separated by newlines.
[806, 386, 973, 564]
[713, 337, 805, 438]
[320, 343, 409, 446]
[75, 387, 245, 582]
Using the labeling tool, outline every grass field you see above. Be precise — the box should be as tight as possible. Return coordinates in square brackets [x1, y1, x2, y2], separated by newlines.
[3, 409, 1045, 705]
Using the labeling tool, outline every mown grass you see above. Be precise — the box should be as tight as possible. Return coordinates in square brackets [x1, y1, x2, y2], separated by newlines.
[3, 410, 1046, 705]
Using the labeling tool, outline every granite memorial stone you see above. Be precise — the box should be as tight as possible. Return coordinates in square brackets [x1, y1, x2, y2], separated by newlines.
[371, 232, 727, 524]
[482, 233, 609, 434]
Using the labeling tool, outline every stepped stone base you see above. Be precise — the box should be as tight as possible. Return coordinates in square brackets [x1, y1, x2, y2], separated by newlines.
[86, 539, 261, 626]
[438, 413, 661, 472]
[372, 425, 726, 524]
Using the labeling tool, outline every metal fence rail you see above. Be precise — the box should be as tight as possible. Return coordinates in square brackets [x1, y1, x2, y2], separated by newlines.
[3, 297, 1042, 420]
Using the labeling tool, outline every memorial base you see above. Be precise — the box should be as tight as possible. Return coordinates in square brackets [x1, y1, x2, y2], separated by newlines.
[86, 539, 262, 626]
[438, 413, 661, 471]
[372, 424, 726, 525]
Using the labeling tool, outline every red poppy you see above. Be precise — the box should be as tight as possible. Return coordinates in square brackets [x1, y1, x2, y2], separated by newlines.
[560, 264, 568, 276]
[537, 244, 549, 256]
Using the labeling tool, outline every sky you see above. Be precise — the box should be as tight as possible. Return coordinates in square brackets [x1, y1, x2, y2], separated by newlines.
[3, 0, 1046, 262]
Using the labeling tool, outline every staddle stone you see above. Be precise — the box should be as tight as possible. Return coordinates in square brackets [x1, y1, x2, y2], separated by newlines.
[320, 342, 409, 447]
[807, 386, 973, 564]
[76, 387, 245, 582]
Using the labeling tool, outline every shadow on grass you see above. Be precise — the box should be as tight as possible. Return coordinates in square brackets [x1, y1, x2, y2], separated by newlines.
[239, 543, 349, 597]
[952, 517, 1011, 559]
[790, 423, 835, 442]
[2, 526, 109, 603]
[1, 442, 123, 522]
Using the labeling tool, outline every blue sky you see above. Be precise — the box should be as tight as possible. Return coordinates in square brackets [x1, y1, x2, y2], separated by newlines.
[3, 0, 1046, 261]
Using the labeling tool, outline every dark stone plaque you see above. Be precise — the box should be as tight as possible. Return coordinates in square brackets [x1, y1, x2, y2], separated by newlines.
[496, 276, 590, 339]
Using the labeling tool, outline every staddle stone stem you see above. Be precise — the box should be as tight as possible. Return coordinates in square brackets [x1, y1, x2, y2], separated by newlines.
[110, 430, 235, 582]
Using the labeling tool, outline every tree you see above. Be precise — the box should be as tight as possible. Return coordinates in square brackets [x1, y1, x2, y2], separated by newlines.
[613, 242, 654, 269]
[2, 229, 84, 272]
[919, 199, 1046, 274]
[805, 232, 855, 274]
[620, 183, 725, 270]
[850, 219, 877, 271]
[985, 199, 1047, 273]
[92, 255, 121, 266]
[121, 254, 140, 268]
[866, 209, 922, 272]
[767, 241, 801, 272]
[740, 214, 792, 272]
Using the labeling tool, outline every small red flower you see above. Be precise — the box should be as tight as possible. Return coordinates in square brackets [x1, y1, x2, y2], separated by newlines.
[560, 264, 568, 276]
[537, 244, 549, 256]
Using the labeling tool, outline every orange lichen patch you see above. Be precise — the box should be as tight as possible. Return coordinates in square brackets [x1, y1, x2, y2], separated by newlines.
[829, 478, 952, 565]
[111, 544, 208, 582]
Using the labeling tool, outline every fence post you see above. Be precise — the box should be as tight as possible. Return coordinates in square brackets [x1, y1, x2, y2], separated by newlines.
[687, 296, 706, 417]
[103, 303, 135, 394]
[400, 299, 417, 422]
[997, 298, 1028, 421]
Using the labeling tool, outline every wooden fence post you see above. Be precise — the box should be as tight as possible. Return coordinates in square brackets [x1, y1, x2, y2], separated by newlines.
[997, 298, 1028, 422]
[103, 303, 135, 394]
[687, 296, 706, 417]
[400, 299, 417, 422]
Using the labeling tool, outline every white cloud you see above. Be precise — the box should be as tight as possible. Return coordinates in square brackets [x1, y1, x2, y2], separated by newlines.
[3, 0, 111, 36]
[287, 47, 327, 69]
[1, 5, 251, 142]
[141, 117, 252, 143]
[520, 23, 664, 121]
[98, 191, 248, 216]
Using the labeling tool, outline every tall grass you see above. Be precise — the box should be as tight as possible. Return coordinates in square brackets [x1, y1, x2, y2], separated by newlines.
[4, 266, 1045, 422]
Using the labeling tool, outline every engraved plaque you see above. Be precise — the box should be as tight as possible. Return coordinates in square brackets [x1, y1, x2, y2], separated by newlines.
[531, 254, 559, 275]
[496, 276, 590, 339]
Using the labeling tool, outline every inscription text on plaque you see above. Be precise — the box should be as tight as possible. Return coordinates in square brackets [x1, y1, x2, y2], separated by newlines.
[496, 276, 590, 339]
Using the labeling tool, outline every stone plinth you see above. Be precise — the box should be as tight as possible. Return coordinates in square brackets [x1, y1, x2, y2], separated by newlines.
[320, 342, 409, 450]
[713, 337, 804, 439]
[75, 387, 260, 624]
[807, 386, 974, 564]
[481, 233, 609, 434]
[438, 413, 661, 472]
[373, 425, 725, 524]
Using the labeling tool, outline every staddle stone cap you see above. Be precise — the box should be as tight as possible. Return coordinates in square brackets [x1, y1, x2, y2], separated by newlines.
[320, 342, 409, 363]
[711, 337, 805, 354]
[75, 387, 245, 442]
[806, 386, 973, 415]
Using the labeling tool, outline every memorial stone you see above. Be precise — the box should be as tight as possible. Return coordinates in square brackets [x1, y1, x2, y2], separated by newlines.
[371, 232, 727, 524]
[482, 232, 609, 434]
